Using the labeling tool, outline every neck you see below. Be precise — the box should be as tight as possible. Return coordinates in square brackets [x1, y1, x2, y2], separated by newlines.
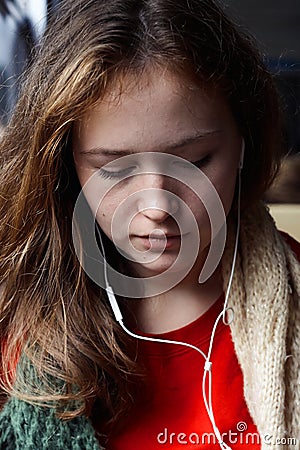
[122, 253, 223, 334]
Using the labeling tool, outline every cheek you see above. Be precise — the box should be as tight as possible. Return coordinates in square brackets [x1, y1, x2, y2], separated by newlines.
[181, 165, 237, 243]
[181, 188, 211, 248]
[96, 194, 121, 238]
[213, 169, 238, 216]
[95, 186, 133, 241]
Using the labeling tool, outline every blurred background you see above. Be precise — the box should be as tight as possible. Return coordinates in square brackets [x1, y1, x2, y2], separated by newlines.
[0, 0, 299, 239]
[224, 0, 300, 240]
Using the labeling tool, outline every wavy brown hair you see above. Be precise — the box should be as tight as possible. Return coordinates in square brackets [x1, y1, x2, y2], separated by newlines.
[0, 0, 284, 430]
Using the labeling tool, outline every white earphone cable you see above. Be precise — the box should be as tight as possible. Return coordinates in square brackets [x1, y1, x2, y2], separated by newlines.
[96, 145, 244, 450]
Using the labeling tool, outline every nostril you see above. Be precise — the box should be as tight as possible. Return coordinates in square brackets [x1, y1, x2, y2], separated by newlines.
[141, 207, 171, 222]
[137, 189, 180, 217]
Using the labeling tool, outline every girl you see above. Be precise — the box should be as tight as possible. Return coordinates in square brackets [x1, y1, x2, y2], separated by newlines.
[0, 0, 299, 449]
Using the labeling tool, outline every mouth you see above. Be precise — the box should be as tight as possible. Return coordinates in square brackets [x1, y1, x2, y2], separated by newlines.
[132, 232, 188, 251]
[141, 233, 179, 239]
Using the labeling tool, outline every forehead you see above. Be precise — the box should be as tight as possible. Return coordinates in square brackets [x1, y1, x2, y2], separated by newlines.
[73, 68, 233, 154]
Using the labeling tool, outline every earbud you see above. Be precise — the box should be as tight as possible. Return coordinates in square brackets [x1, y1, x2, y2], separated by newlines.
[239, 138, 245, 170]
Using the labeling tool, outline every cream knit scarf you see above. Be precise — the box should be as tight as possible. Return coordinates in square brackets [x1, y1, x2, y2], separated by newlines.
[222, 201, 300, 449]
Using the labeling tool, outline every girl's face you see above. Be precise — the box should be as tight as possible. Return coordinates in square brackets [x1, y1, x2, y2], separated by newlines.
[73, 68, 242, 278]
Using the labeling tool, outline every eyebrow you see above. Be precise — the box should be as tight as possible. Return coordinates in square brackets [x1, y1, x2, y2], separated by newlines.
[79, 129, 224, 156]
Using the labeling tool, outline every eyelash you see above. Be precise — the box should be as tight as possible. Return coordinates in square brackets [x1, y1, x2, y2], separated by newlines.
[191, 154, 212, 168]
[98, 166, 135, 180]
[97, 154, 212, 180]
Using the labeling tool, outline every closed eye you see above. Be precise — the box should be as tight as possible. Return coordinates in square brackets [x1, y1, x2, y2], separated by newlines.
[176, 154, 212, 169]
[97, 166, 136, 180]
[97, 154, 212, 180]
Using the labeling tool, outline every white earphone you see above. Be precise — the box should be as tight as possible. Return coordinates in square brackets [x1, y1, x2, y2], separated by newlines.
[99, 138, 245, 450]
[239, 138, 245, 170]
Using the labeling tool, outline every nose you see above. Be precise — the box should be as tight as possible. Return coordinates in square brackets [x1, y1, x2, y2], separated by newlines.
[136, 174, 179, 222]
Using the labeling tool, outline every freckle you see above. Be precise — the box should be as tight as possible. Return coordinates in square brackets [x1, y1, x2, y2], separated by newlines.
[102, 213, 105, 216]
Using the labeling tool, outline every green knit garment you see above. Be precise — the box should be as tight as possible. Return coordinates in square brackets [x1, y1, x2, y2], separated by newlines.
[0, 356, 104, 449]
[0, 395, 103, 449]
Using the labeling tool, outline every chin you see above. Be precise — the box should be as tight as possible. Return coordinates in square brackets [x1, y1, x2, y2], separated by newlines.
[133, 253, 192, 277]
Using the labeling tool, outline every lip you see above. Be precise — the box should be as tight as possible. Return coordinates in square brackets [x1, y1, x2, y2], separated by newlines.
[141, 234, 179, 238]
[132, 233, 188, 250]
[133, 231, 189, 239]
[136, 231, 181, 238]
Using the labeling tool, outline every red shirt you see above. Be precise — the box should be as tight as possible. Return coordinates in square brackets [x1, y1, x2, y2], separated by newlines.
[103, 232, 300, 450]
[1, 233, 299, 448]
